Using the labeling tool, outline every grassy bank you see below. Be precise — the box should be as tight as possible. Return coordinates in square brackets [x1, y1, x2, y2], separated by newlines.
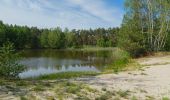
[102, 48, 140, 74]
[65, 46, 115, 51]
[35, 71, 100, 80]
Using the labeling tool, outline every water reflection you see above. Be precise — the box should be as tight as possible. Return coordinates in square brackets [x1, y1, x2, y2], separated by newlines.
[19, 50, 113, 78]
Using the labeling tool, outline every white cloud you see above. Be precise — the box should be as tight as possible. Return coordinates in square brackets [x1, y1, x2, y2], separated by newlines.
[0, 0, 123, 29]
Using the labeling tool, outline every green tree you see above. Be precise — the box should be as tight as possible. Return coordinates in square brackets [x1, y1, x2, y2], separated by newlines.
[47, 27, 65, 49]
[65, 30, 75, 47]
[120, 0, 170, 56]
[97, 38, 106, 47]
[40, 29, 49, 48]
[118, 0, 147, 57]
[0, 21, 6, 46]
[0, 42, 25, 78]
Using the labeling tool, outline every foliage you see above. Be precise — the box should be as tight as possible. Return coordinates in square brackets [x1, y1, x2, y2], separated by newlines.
[118, 0, 147, 57]
[105, 48, 131, 73]
[112, 48, 130, 62]
[0, 42, 25, 78]
[164, 32, 170, 51]
[119, 0, 170, 57]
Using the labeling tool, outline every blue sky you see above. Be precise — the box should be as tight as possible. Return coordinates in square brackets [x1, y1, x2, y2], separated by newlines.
[0, 0, 124, 29]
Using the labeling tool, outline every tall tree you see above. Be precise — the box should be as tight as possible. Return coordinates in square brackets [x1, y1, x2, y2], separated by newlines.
[118, 0, 146, 56]
[119, 0, 170, 56]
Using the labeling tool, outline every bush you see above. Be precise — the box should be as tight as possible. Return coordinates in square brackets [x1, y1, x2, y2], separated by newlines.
[109, 48, 131, 73]
[112, 48, 130, 62]
[0, 42, 25, 79]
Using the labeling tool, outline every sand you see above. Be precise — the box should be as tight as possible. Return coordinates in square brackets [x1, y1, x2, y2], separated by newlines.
[75, 55, 170, 99]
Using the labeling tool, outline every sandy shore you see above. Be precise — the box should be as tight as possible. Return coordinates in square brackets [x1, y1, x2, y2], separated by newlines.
[75, 55, 170, 99]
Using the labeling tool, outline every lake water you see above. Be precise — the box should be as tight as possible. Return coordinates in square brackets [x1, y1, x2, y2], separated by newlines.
[19, 49, 114, 78]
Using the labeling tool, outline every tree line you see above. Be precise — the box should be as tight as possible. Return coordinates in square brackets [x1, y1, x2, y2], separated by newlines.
[0, 21, 119, 49]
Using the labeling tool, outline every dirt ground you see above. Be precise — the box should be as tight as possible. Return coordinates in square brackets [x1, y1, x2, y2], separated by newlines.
[75, 55, 170, 100]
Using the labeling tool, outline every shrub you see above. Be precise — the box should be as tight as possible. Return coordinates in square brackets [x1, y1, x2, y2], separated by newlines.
[112, 48, 130, 62]
[0, 42, 25, 79]
[111, 48, 131, 73]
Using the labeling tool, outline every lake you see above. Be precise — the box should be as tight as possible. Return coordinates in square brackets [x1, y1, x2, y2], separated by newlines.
[19, 49, 114, 78]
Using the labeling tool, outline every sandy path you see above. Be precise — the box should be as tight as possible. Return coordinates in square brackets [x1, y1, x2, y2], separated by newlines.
[75, 55, 170, 100]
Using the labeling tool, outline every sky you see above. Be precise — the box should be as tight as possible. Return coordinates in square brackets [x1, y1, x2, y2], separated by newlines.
[0, 0, 124, 29]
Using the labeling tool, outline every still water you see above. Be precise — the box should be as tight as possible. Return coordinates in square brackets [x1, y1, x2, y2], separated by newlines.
[19, 50, 114, 78]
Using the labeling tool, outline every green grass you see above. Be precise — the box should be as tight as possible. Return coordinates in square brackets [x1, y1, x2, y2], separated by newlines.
[16, 80, 29, 86]
[162, 97, 170, 100]
[104, 48, 132, 73]
[0, 79, 5, 85]
[66, 46, 115, 51]
[36, 71, 99, 80]
[20, 96, 28, 100]
[65, 83, 82, 94]
[116, 90, 130, 98]
[33, 85, 45, 91]
[131, 96, 138, 100]
[54, 81, 98, 100]
[95, 91, 115, 100]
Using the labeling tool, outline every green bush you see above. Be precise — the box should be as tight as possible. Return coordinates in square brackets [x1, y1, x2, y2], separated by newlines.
[0, 42, 25, 79]
[112, 48, 130, 62]
[110, 48, 131, 73]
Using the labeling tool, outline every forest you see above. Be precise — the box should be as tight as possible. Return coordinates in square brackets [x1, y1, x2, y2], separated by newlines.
[0, 21, 119, 49]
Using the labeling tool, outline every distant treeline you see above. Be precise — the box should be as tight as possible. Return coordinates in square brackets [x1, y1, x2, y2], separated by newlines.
[0, 21, 119, 49]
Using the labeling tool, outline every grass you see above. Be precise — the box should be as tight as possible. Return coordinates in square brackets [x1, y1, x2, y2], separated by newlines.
[20, 96, 28, 100]
[54, 81, 98, 100]
[64, 82, 82, 94]
[116, 90, 130, 98]
[162, 97, 170, 100]
[146, 95, 155, 100]
[101, 88, 107, 91]
[103, 48, 136, 73]
[36, 71, 99, 80]
[66, 46, 115, 51]
[0, 78, 99, 100]
[131, 96, 138, 100]
[95, 91, 114, 100]
[16, 80, 30, 86]
[33, 85, 45, 91]
[0, 79, 5, 85]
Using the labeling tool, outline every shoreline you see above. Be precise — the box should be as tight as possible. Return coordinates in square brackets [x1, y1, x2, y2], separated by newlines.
[1, 55, 170, 99]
